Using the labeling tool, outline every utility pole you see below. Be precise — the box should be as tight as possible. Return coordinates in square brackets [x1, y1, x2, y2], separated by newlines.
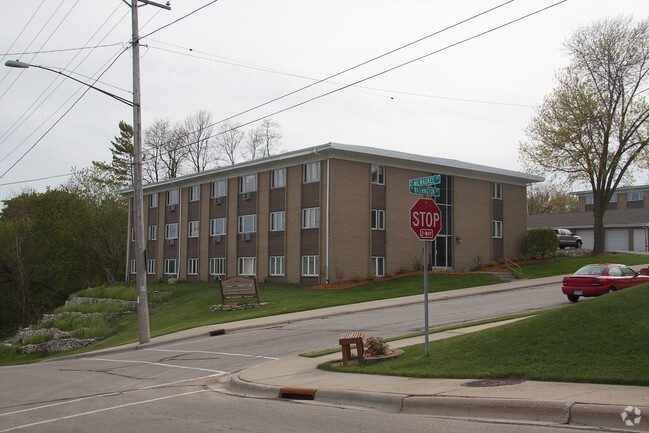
[130, 0, 170, 344]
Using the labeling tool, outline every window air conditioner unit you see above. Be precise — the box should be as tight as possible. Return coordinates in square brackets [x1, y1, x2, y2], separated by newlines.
[166, 239, 175, 246]
[240, 233, 251, 241]
[213, 197, 223, 205]
[212, 235, 222, 243]
[168, 204, 176, 211]
[242, 192, 252, 201]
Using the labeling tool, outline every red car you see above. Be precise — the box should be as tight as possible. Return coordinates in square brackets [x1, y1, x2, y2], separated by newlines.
[561, 264, 649, 303]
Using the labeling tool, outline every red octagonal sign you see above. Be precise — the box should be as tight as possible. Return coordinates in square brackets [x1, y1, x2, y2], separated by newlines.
[410, 198, 442, 241]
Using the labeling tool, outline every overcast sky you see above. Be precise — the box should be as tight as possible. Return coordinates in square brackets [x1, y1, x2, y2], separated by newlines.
[0, 0, 647, 200]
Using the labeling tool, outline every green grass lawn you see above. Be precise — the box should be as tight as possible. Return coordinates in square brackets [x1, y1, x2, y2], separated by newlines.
[324, 283, 649, 386]
[2, 252, 647, 366]
[90, 272, 500, 350]
[518, 253, 648, 279]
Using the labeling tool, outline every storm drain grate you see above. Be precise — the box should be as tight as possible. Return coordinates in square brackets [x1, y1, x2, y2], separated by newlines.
[278, 387, 317, 400]
[462, 378, 526, 387]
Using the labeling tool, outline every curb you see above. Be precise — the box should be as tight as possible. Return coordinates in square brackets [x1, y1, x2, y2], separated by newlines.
[227, 373, 649, 431]
[402, 395, 572, 424]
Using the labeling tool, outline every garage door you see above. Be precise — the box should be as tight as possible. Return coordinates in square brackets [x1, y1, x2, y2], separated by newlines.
[605, 229, 629, 251]
[633, 229, 647, 252]
[576, 230, 593, 250]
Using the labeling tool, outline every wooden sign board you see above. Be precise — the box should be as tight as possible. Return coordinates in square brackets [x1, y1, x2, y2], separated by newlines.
[218, 276, 260, 304]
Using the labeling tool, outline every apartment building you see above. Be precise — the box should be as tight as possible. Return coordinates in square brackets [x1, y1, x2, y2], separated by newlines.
[124, 143, 542, 285]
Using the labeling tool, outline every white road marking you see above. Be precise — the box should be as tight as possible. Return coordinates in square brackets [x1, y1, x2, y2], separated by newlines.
[90, 357, 230, 373]
[0, 389, 207, 432]
[0, 374, 224, 418]
[143, 348, 279, 360]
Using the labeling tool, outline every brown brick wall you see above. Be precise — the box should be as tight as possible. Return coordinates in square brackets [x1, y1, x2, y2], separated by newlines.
[453, 177, 491, 271]
[503, 183, 527, 259]
[328, 159, 371, 280]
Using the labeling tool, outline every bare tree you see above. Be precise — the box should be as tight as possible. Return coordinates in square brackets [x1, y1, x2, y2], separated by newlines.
[143, 119, 189, 181]
[215, 120, 244, 165]
[184, 109, 217, 172]
[519, 16, 649, 254]
[243, 128, 263, 161]
[258, 118, 282, 157]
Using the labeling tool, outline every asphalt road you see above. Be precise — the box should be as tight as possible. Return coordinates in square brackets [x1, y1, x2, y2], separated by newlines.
[0, 281, 578, 433]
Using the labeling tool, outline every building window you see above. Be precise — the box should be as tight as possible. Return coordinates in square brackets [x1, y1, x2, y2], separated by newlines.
[212, 180, 227, 198]
[210, 258, 226, 276]
[165, 223, 178, 239]
[303, 162, 320, 183]
[210, 218, 226, 236]
[302, 255, 319, 276]
[492, 220, 503, 238]
[147, 259, 156, 275]
[150, 193, 158, 208]
[188, 221, 199, 238]
[371, 257, 385, 277]
[167, 189, 179, 206]
[371, 165, 385, 185]
[148, 225, 157, 241]
[238, 257, 256, 276]
[189, 185, 200, 202]
[270, 256, 284, 276]
[238, 214, 257, 233]
[187, 258, 198, 275]
[492, 183, 502, 200]
[628, 191, 643, 201]
[130, 259, 136, 274]
[271, 169, 286, 188]
[371, 209, 385, 230]
[584, 195, 594, 205]
[240, 174, 257, 193]
[610, 194, 618, 203]
[270, 211, 285, 231]
[164, 259, 177, 275]
[302, 207, 320, 229]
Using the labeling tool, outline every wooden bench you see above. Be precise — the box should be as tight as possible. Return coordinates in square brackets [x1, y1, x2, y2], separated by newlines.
[339, 331, 365, 365]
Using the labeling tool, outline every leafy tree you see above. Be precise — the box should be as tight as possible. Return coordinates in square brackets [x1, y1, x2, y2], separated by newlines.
[527, 182, 578, 215]
[92, 121, 134, 189]
[519, 17, 649, 254]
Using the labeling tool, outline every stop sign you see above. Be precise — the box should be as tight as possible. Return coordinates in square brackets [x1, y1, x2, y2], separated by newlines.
[410, 198, 442, 240]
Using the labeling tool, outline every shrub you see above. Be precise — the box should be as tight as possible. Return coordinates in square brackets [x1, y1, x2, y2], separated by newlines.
[365, 336, 390, 357]
[525, 228, 559, 258]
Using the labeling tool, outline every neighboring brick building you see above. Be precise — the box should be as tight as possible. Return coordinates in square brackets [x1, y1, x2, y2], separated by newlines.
[124, 143, 542, 285]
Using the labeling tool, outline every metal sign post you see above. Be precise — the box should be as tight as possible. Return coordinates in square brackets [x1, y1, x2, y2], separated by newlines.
[423, 241, 429, 355]
[409, 175, 442, 357]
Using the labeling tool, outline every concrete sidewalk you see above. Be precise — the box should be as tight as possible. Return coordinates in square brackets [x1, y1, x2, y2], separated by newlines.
[226, 317, 649, 431]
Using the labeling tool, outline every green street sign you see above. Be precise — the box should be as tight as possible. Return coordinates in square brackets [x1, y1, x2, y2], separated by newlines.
[409, 175, 441, 187]
[409, 186, 440, 196]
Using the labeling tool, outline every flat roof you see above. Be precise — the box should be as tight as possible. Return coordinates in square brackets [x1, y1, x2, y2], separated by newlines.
[122, 142, 543, 194]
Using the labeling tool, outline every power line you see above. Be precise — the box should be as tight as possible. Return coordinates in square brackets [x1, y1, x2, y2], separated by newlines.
[0, 0, 46, 86]
[147, 43, 534, 108]
[0, 6, 129, 153]
[0, 172, 72, 187]
[139, 0, 566, 160]
[0, 42, 125, 57]
[0, 48, 131, 181]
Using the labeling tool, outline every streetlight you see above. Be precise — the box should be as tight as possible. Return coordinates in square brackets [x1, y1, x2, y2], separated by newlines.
[4, 0, 170, 345]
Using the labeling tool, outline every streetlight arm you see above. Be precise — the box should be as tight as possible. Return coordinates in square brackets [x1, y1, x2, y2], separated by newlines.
[4, 60, 134, 107]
